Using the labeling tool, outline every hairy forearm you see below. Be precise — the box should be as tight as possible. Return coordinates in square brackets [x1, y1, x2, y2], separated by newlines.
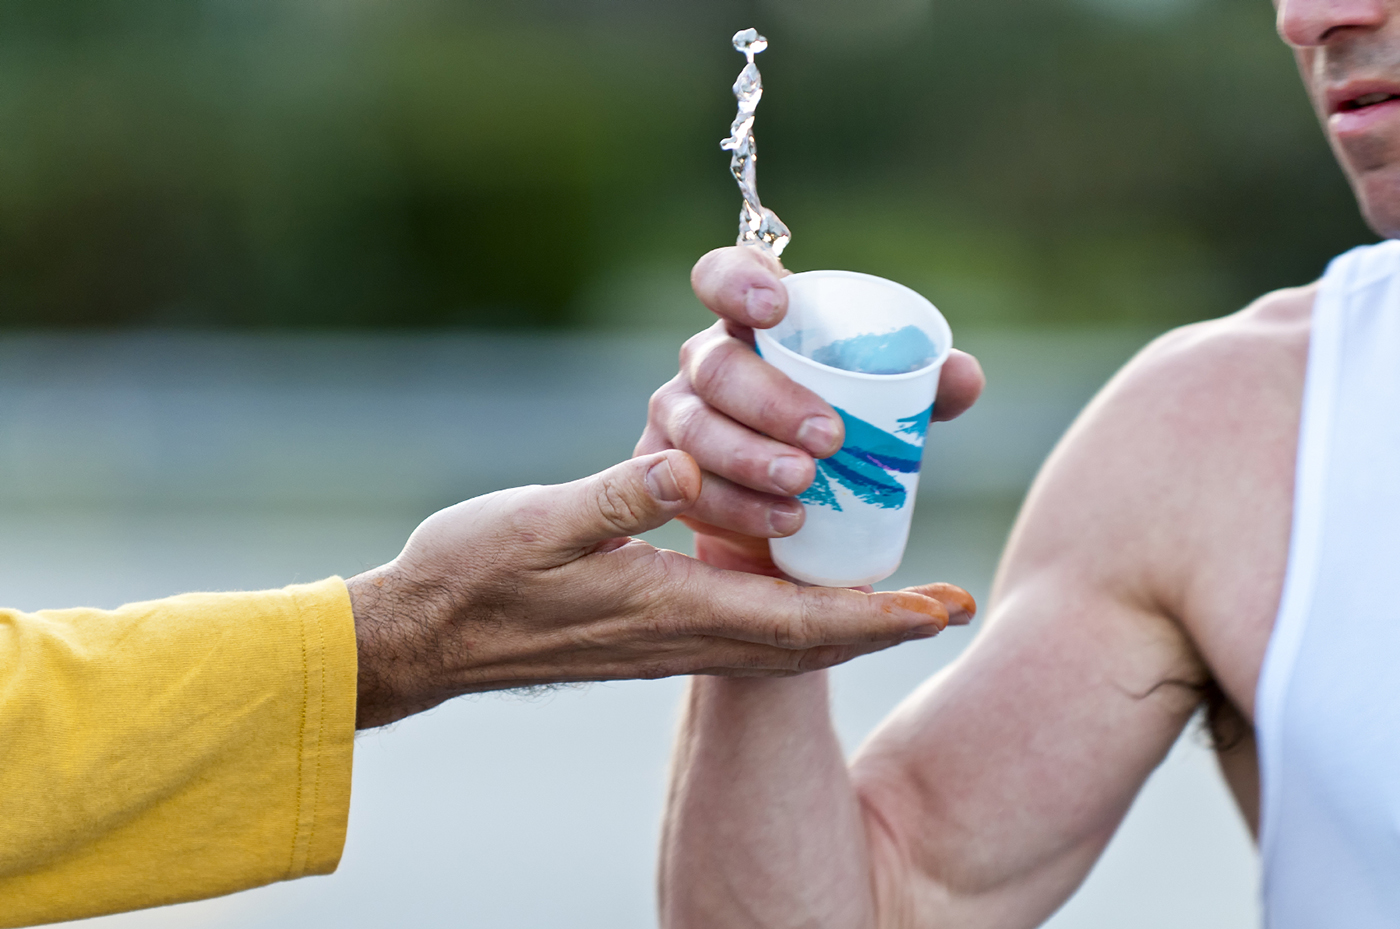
[660, 673, 878, 929]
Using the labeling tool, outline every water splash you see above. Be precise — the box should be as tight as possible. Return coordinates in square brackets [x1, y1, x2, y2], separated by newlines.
[721, 28, 791, 257]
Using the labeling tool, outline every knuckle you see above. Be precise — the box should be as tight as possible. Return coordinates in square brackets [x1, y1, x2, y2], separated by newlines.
[781, 588, 847, 649]
[691, 249, 724, 293]
[656, 547, 701, 585]
[646, 383, 667, 415]
[679, 327, 725, 374]
[633, 427, 663, 457]
[687, 339, 739, 399]
[679, 332, 706, 369]
[692, 489, 771, 539]
[666, 397, 709, 455]
[752, 390, 789, 429]
[594, 475, 647, 534]
[650, 556, 704, 626]
[773, 600, 817, 650]
[630, 549, 692, 601]
[503, 500, 552, 546]
[752, 387, 811, 438]
[646, 383, 676, 427]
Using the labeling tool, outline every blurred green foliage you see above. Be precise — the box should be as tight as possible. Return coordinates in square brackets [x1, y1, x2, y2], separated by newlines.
[0, 0, 1375, 329]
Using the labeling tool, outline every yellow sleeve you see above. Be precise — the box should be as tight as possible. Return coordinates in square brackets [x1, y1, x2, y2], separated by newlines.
[0, 577, 358, 928]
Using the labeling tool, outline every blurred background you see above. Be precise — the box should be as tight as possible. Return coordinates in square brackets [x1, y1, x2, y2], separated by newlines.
[0, 0, 1373, 330]
[0, 0, 1369, 925]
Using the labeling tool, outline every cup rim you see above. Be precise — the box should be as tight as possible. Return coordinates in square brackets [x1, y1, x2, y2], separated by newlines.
[754, 269, 953, 382]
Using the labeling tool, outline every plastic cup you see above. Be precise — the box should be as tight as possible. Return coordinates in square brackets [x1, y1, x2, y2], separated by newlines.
[754, 270, 952, 587]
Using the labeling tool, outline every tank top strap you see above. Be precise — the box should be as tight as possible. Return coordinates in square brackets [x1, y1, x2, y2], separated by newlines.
[1255, 245, 1353, 878]
[1256, 238, 1400, 927]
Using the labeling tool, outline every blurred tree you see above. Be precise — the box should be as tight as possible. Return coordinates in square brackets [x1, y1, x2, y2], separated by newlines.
[0, 0, 1374, 329]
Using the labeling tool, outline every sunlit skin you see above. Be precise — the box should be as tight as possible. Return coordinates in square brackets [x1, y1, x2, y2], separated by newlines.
[640, 2, 1400, 926]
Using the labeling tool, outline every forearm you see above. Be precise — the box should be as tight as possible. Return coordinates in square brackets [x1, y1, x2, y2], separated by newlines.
[660, 672, 878, 929]
[0, 582, 356, 926]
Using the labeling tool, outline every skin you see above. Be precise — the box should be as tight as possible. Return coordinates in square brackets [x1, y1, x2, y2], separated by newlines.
[650, 2, 1395, 924]
[346, 449, 975, 729]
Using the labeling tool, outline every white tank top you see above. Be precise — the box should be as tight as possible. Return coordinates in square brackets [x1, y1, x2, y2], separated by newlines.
[1256, 239, 1400, 926]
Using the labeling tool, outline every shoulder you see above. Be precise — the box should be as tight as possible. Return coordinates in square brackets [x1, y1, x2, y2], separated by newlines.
[1004, 285, 1316, 599]
[1055, 282, 1314, 450]
[1056, 283, 1316, 476]
[1107, 283, 1315, 416]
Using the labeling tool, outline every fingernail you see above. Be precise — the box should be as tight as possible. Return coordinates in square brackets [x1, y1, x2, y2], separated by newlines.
[745, 286, 781, 324]
[796, 416, 840, 456]
[768, 455, 810, 494]
[768, 500, 804, 536]
[906, 624, 942, 639]
[889, 592, 948, 624]
[645, 458, 685, 502]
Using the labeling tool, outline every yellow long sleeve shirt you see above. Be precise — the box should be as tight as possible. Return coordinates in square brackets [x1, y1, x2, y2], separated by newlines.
[0, 577, 358, 927]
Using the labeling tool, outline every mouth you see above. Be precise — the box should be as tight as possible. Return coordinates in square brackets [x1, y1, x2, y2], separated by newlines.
[1326, 81, 1400, 138]
[1328, 81, 1400, 118]
[1337, 91, 1400, 112]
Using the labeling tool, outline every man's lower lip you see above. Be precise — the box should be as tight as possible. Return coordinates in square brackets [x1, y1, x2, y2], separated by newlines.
[1331, 97, 1400, 136]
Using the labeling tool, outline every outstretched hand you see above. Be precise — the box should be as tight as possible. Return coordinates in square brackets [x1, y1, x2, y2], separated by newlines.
[635, 245, 985, 577]
[347, 449, 973, 728]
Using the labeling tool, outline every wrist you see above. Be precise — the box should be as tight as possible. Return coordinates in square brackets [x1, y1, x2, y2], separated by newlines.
[691, 668, 831, 715]
[347, 562, 446, 729]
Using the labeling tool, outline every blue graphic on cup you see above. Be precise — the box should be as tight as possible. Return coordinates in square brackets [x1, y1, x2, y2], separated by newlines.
[799, 403, 933, 511]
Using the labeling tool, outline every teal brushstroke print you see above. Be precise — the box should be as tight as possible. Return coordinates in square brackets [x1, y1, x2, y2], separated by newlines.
[799, 403, 934, 511]
[896, 405, 933, 440]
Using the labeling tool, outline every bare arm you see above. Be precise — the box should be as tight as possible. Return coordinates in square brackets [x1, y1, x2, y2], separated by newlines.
[649, 251, 1216, 926]
[663, 487, 1202, 927]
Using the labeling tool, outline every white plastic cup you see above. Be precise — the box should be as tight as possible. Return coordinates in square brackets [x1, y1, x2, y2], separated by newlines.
[755, 270, 952, 587]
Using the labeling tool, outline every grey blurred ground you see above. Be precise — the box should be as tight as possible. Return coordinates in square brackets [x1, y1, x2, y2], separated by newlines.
[0, 329, 1259, 928]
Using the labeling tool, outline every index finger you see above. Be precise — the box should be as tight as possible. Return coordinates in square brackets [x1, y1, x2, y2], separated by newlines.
[680, 562, 955, 647]
[691, 245, 788, 330]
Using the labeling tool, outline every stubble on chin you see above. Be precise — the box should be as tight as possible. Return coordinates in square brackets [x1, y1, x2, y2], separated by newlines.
[1353, 169, 1400, 238]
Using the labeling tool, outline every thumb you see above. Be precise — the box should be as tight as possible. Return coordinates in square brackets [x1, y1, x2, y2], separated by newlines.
[549, 450, 702, 548]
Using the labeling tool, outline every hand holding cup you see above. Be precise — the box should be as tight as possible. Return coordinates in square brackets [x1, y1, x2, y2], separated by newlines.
[635, 245, 985, 580]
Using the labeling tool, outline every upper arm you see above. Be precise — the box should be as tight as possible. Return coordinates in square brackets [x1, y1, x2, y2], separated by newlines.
[850, 327, 1223, 928]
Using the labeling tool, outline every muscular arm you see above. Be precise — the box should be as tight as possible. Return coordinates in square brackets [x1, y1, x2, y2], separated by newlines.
[660, 330, 1215, 928]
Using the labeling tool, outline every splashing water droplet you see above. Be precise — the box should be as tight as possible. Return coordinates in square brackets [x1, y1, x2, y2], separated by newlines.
[732, 28, 768, 60]
[721, 28, 790, 257]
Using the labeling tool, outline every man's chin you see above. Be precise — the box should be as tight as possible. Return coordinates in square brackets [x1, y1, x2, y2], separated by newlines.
[1354, 170, 1400, 239]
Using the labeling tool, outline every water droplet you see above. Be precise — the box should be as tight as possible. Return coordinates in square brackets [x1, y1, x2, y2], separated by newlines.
[732, 28, 769, 60]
